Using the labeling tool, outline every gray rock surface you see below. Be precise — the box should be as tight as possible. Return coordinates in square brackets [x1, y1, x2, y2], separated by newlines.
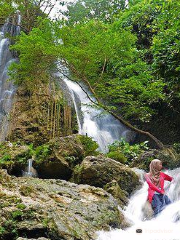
[0, 169, 126, 240]
[72, 155, 140, 196]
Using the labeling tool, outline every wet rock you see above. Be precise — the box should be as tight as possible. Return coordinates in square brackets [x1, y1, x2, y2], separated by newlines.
[104, 180, 129, 208]
[0, 170, 125, 240]
[130, 148, 180, 171]
[36, 134, 84, 179]
[141, 200, 154, 220]
[72, 155, 140, 196]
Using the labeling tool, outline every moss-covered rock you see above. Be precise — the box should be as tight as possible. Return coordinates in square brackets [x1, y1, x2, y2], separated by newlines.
[6, 82, 77, 146]
[72, 155, 140, 196]
[0, 142, 31, 176]
[0, 170, 126, 240]
[104, 180, 129, 208]
[130, 147, 180, 171]
[0, 134, 100, 179]
[34, 134, 84, 179]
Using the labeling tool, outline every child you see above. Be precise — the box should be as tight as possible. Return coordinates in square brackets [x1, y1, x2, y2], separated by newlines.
[145, 159, 173, 216]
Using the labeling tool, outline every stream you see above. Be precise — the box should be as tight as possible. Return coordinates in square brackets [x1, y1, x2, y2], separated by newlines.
[96, 168, 180, 240]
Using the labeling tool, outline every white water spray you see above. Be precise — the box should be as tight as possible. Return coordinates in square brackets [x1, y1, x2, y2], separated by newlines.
[96, 168, 180, 240]
[56, 66, 135, 152]
[22, 158, 38, 178]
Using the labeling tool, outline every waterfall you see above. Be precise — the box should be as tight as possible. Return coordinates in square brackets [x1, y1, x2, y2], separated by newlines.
[0, 16, 20, 141]
[22, 158, 38, 178]
[56, 65, 136, 152]
[96, 168, 180, 240]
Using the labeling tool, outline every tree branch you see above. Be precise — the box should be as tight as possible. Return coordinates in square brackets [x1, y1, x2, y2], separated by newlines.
[59, 61, 165, 149]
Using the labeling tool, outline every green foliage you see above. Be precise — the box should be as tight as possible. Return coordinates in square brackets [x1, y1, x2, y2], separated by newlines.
[115, 0, 180, 118]
[9, 18, 59, 91]
[15, 0, 48, 32]
[2, 219, 18, 238]
[6, 0, 180, 132]
[60, 0, 127, 24]
[0, 0, 15, 20]
[108, 139, 149, 162]
[16, 203, 26, 210]
[151, 0, 180, 100]
[34, 144, 51, 163]
[0, 154, 11, 162]
[0, 226, 6, 236]
[107, 151, 127, 164]
[59, 19, 165, 122]
[78, 135, 99, 156]
[11, 210, 23, 220]
[173, 143, 180, 154]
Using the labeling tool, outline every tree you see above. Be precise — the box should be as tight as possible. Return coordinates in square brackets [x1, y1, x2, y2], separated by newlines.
[9, 18, 59, 91]
[151, 0, 180, 101]
[59, 0, 128, 24]
[14, 0, 56, 33]
[0, 0, 15, 23]
[57, 20, 165, 148]
[58, 20, 165, 121]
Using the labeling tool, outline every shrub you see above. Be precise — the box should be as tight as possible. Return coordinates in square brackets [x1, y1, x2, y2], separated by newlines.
[78, 135, 99, 156]
[107, 151, 127, 164]
[108, 138, 149, 162]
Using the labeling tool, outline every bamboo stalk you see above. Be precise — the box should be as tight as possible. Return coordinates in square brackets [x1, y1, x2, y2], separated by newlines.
[57, 102, 60, 136]
[53, 100, 56, 138]
[47, 102, 50, 130]
[50, 101, 54, 138]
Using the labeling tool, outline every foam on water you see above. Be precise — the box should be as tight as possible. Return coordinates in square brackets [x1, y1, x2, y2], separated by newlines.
[96, 168, 180, 240]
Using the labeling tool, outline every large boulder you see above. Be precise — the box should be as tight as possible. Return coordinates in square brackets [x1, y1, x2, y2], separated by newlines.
[130, 148, 180, 171]
[0, 169, 126, 240]
[72, 155, 140, 196]
[35, 134, 84, 179]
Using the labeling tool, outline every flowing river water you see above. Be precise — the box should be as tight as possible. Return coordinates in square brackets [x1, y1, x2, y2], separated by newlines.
[96, 168, 180, 240]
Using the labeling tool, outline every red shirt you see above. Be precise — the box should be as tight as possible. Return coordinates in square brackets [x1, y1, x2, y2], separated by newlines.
[145, 172, 173, 203]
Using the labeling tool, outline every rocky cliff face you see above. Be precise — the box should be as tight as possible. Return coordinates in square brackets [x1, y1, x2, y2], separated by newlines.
[6, 81, 78, 146]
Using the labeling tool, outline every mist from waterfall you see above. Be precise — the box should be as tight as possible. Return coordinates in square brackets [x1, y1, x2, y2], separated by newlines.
[96, 167, 180, 240]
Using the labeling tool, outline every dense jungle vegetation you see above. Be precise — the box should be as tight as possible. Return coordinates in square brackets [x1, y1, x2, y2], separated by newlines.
[1, 0, 180, 147]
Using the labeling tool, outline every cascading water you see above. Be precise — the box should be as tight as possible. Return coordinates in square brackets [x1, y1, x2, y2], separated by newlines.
[22, 158, 38, 178]
[96, 168, 180, 240]
[56, 66, 135, 152]
[0, 16, 19, 141]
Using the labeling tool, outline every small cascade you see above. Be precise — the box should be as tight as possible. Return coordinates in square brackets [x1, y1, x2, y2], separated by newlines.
[22, 158, 38, 178]
[56, 65, 136, 152]
[96, 168, 180, 240]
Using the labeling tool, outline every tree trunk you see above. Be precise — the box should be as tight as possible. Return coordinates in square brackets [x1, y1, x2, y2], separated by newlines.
[62, 63, 165, 150]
